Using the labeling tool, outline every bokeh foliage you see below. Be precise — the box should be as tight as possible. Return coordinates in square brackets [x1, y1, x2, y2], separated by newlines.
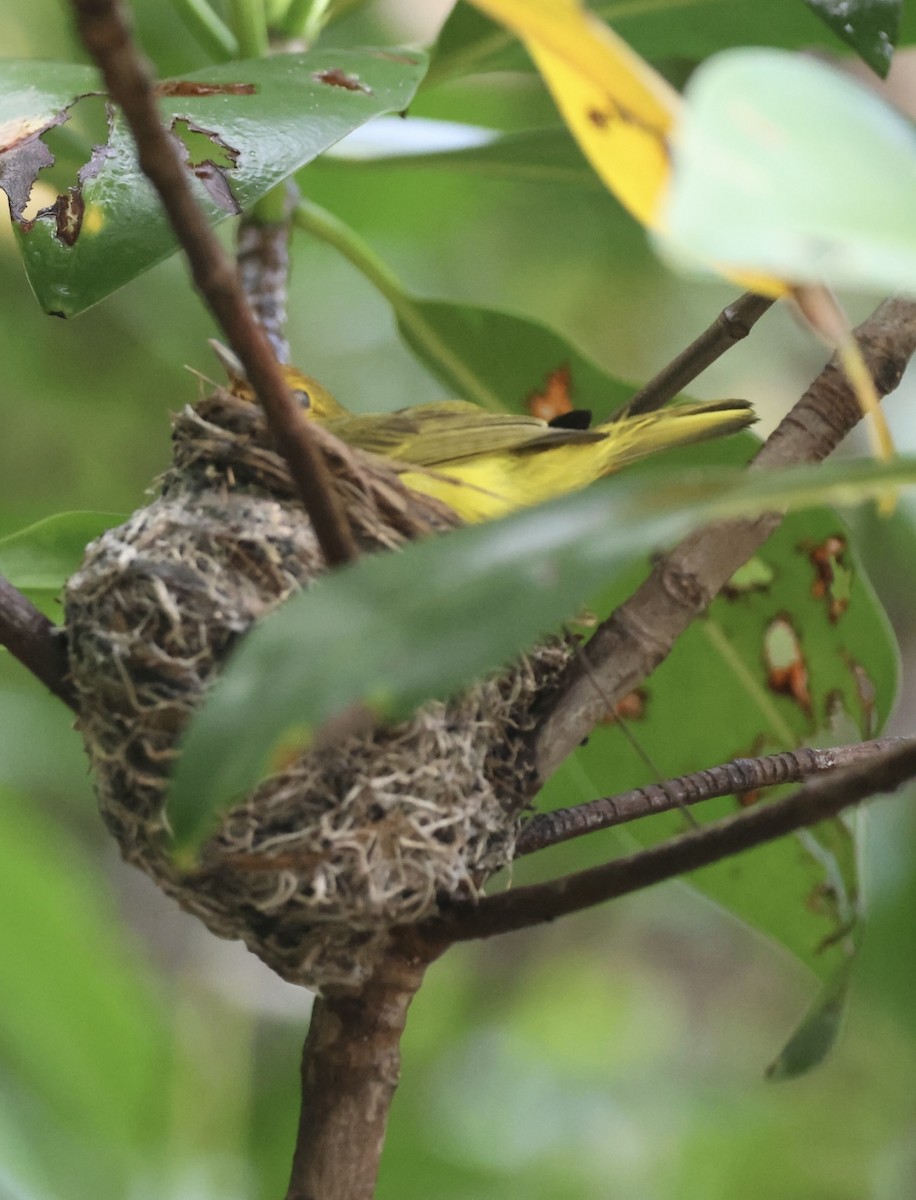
[1, 1, 915, 1198]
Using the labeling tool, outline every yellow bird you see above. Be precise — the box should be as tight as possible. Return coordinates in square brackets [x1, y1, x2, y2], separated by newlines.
[211, 344, 755, 524]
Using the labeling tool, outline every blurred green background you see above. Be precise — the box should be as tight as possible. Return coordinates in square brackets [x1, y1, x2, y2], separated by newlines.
[2, 2, 916, 1197]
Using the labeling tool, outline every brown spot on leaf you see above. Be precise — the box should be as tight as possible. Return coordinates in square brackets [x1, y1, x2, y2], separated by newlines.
[804, 534, 850, 623]
[526, 363, 574, 422]
[156, 81, 256, 97]
[599, 688, 648, 723]
[587, 107, 610, 128]
[313, 69, 372, 94]
[763, 614, 812, 715]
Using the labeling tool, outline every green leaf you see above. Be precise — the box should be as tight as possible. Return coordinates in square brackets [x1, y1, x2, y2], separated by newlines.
[167, 452, 916, 855]
[0, 49, 427, 316]
[0, 512, 122, 612]
[427, 0, 868, 85]
[0, 787, 172, 1152]
[802, 0, 900, 77]
[292, 199, 633, 414]
[661, 48, 916, 294]
[396, 298, 634, 415]
[766, 959, 853, 1079]
[548, 503, 896, 1074]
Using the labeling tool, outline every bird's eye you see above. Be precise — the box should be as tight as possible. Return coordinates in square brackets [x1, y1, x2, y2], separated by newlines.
[292, 389, 311, 410]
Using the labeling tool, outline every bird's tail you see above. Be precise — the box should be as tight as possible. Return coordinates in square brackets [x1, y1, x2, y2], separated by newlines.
[594, 400, 756, 474]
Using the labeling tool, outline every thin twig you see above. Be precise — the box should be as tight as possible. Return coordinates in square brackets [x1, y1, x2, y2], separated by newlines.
[0, 577, 76, 709]
[70, 0, 356, 568]
[625, 292, 776, 415]
[532, 296, 916, 783]
[425, 740, 916, 943]
[516, 736, 910, 855]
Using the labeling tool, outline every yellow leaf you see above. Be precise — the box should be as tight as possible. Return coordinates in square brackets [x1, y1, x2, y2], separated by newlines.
[466, 0, 892, 462]
[469, 0, 678, 228]
[467, 0, 786, 294]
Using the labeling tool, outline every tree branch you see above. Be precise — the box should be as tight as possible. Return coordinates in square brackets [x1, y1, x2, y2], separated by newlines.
[532, 296, 916, 783]
[0, 576, 76, 709]
[516, 736, 910, 855]
[70, 0, 357, 568]
[425, 740, 916, 943]
[625, 291, 776, 415]
[285, 936, 441, 1200]
[236, 184, 297, 363]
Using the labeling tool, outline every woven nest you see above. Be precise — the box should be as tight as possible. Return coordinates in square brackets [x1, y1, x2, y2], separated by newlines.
[64, 386, 570, 992]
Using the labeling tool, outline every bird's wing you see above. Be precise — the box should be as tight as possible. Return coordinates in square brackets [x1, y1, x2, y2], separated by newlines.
[325, 401, 603, 466]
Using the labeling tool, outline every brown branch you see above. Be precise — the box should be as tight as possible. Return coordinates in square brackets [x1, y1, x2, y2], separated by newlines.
[70, 0, 356, 568]
[625, 291, 777, 415]
[285, 936, 441, 1200]
[532, 296, 916, 783]
[516, 736, 910, 855]
[424, 739, 916, 944]
[0, 577, 76, 709]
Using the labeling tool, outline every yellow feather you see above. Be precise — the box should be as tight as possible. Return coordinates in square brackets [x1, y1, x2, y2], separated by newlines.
[211, 344, 755, 524]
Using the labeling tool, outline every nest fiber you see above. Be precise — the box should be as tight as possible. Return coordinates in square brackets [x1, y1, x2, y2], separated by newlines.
[65, 388, 568, 991]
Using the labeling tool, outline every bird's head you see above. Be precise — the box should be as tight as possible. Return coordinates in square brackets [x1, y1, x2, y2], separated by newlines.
[209, 340, 349, 422]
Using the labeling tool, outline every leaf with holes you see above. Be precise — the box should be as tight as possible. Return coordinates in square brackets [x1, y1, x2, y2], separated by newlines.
[540, 500, 897, 1074]
[0, 50, 427, 316]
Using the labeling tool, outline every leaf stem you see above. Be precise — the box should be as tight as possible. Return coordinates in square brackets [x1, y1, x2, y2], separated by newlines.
[280, 0, 333, 41]
[168, 0, 238, 60]
[228, 0, 269, 58]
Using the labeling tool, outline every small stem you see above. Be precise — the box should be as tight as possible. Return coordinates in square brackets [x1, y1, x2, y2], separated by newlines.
[516, 736, 910, 855]
[293, 199, 507, 411]
[426, 740, 916, 943]
[228, 0, 269, 57]
[0, 577, 76, 710]
[625, 292, 776, 415]
[168, 0, 238, 60]
[280, 0, 333, 40]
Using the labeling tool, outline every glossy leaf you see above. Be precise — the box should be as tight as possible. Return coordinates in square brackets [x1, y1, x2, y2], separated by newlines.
[0, 512, 122, 611]
[167, 452, 916, 854]
[0, 49, 427, 316]
[661, 48, 916, 294]
[803, 0, 900, 77]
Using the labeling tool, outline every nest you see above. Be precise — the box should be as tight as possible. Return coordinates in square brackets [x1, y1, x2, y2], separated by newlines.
[65, 387, 570, 992]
